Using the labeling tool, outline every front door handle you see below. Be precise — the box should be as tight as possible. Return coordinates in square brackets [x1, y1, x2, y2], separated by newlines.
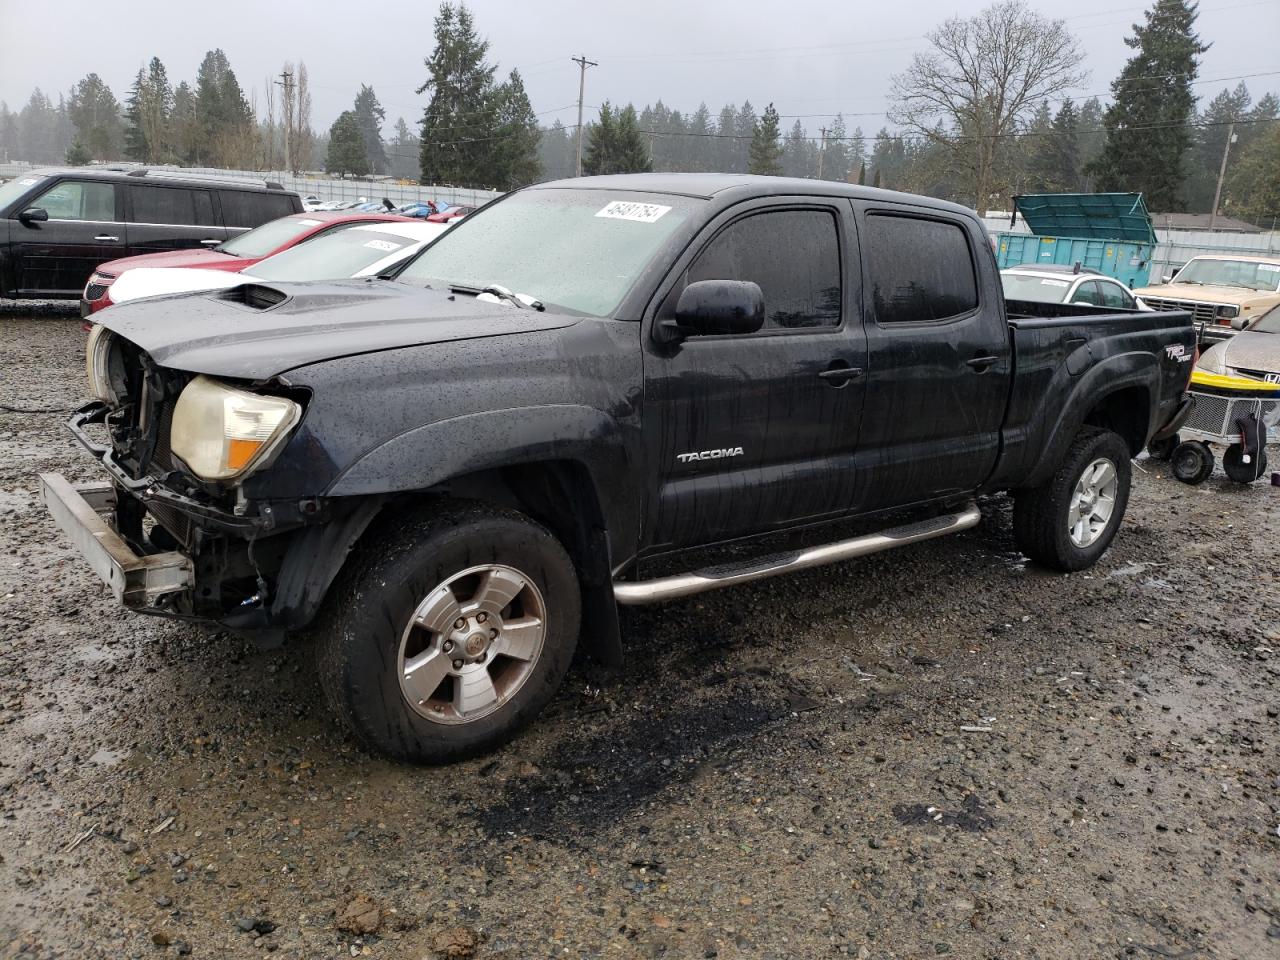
[818, 365, 865, 383]
[966, 355, 999, 372]
[200, 239, 221, 246]
[93, 235, 120, 243]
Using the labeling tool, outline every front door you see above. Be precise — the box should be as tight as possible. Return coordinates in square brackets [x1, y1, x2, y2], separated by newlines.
[10, 178, 124, 295]
[643, 202, 867, 551]
[853, 206, 1011, 511]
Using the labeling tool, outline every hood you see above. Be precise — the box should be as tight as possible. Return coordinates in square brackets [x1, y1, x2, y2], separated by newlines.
[97, 279, 583, 380]
[1204, 330, 1280, 379]
[96, 248, 244, 276]
[109, 267, 250, 304]
[1132, 282, 1280, 309]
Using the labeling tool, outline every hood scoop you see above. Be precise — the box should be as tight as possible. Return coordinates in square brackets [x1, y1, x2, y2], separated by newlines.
[218, 283, 289, 310]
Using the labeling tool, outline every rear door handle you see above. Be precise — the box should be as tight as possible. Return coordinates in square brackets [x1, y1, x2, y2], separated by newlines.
[93, 235, 120, 243]
[818, 365, 865, 383]
[966, 355, 999, 371]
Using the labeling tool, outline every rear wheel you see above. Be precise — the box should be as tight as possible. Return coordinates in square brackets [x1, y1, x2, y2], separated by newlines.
[1013, 428, 1132, 572]
[1171, 440, 1215, 485]
[317, 503, 580, 764]
[1223, 443, 1267, 483]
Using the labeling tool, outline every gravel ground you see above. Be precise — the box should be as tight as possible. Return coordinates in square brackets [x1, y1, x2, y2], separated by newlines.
[1, 315, 1278, 960]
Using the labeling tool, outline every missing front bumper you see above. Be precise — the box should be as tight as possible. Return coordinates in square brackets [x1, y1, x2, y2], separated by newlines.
[38, 473, 192, 608]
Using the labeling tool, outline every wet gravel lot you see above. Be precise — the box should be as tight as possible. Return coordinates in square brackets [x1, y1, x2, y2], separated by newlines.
[1, 313, 1278, 960]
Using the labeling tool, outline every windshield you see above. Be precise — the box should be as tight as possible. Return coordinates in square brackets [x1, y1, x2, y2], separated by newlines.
[250, 229, 416, 281]
[1250, 304, 1280, 334]
[1175, 258, 1280, 292]
[1001, 273, 1070, 303]
[397, 188, 699, 316]
[0, 174, 47, 213]
[220, 216, 324, 257]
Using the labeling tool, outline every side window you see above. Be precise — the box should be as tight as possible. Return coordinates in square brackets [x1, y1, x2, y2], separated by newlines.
[132, 186, 192, 225]
[686, 209, 842, 330]
[220, 191, 295, 228]
[1099, 281, 1132, 308]
[193, 190, 216, 226]
[1071, 281, 1101, 306]
[32, 181, 116, 222]
[864, 214, 977, 324]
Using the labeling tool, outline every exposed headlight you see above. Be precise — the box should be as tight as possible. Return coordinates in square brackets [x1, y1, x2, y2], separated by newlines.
[1217, 305, 1240, 319]
[170, 375, 301, 482]
[85, 324, 116, 403]
[1195, 344, 1228, 376]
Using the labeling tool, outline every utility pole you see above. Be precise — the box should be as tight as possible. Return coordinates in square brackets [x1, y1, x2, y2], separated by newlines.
[1208, 121, 1236, 232]
[817, 126, 828, 180]
[571, 55, 597, 177]
[276, 69, 294, 174]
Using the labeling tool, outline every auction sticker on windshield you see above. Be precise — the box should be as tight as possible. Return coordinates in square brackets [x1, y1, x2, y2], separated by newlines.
[595, 200, 672, 223]
[1040, 278, 1069, 287]
[363, 239, 402, 251]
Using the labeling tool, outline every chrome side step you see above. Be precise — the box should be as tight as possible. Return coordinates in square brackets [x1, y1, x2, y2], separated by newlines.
[612, 501, 981, 605]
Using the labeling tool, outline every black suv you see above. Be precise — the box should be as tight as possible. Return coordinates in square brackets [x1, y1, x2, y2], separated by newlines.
[0, 167, 302, 299]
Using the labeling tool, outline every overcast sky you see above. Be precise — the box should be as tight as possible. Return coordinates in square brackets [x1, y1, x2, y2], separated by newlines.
[1, 0, 1276, 136]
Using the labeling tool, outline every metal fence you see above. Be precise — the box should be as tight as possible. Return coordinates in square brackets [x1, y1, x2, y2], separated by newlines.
[0, 160, 503, 209]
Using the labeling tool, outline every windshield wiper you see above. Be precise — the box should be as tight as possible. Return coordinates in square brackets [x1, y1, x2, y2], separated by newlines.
[450, 282, 545, 311]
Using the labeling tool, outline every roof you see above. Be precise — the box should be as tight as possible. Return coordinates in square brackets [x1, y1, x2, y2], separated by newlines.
[1149, 212, 1263, 233]
[1003, 264, 1105, 277]
[1184, 253, 1280, 264]
[530, 173, 980, 217]
[290, 211, 412, 224]
[346, 220, 449, 240]
[24, 166, 288, 192]
[1012, 193, 1157, 245]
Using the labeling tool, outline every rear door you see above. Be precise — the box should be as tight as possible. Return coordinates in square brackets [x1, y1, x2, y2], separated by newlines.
[9, 177, 126, 295]
[852, 205, 1010, 511]
[124, 184, 224, 258]
[643, 199, 867, 550]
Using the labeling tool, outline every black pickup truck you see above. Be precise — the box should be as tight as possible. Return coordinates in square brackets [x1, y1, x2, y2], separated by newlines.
[40, 174, 1194, 763]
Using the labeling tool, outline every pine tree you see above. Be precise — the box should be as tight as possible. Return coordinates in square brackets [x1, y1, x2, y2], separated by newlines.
[67, 74, 123, 161]
[1223, 123, 1280, 224]
[733, 101, 756, 173]
[688, 103, 714, 172]
[1022, 100, 1057, 192]
[65, 140, 91, 165]
[195, 50, 255, 167]
[124, 70, 149, 162]
[1077, 97, 1106, 189]
[1049, 99, 1082, 192]
[418, 2, 497, 185]
[858, 161, 867, 185]
[747, 103, 783, 176]
[537, 119, 574, 180]
[352, 85, 388, 175]
[1185, 83, 1251, 212]
[782, 119, 814, 178]
[326, 111, 369, 177]
[1091, 0, 1209, 209]
[583, 102, 651, 176]
[123, 58, 174, 164]
[491, 69, 540, 189]
[389, 116, 419, 179]
[170, 82, 199, 164]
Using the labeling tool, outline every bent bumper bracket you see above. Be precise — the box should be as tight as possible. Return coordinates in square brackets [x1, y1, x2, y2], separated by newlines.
[39, 472, 192, 607]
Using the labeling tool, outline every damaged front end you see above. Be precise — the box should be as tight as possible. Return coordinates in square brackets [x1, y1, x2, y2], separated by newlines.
[40, 328, 377, 644]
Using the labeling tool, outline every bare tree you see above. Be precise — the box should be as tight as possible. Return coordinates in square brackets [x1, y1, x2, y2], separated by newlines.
[293, 62, 313, 172]
[890, 0, 1085, 215]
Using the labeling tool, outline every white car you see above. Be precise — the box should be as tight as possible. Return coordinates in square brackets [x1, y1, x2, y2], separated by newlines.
[1000, 266, 1152, 311]
[107, 221, 451, 305]
[300, 194, 325, 212]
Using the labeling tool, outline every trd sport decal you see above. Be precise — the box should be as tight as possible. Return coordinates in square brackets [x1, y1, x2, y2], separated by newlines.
[677, 447, 744, 464]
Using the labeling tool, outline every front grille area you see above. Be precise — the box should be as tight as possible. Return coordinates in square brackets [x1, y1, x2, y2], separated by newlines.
[1232, 367, 1280, 383]
[85, 282, 109, 301]
[1143, 297, 1230, 325]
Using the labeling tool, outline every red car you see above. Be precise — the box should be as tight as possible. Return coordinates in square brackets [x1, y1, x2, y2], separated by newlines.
[80, 211, 410, 315]
[425, 205, 474, 223]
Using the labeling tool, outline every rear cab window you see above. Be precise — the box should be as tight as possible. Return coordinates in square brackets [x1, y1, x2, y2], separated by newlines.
[865, 214, 977, 324]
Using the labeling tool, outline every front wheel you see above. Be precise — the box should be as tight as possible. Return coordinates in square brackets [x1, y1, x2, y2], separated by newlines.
[317, 503, 580, 764]
[1013, 428, 1132, 572]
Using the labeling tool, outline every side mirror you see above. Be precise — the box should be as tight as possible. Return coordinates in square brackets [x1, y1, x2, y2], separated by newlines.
[19, 207, 49, 224]
[1161, 275, 1172, 284]
[658, 280, 765, 342]
[1230, 316, 1247, 331]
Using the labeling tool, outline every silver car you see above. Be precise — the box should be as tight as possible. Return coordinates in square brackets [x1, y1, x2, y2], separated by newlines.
[1197, 304, 1280, 383]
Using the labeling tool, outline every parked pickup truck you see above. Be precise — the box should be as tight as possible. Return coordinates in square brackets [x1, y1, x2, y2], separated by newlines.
[40, 174, 1194, 764]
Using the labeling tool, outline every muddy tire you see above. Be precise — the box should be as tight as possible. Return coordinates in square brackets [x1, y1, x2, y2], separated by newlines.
[1171, 440, 1215, 485]
[1222, 443, 1267, 484]
[317, 502, 580, 764]
[1013, 428, 1132, 572]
